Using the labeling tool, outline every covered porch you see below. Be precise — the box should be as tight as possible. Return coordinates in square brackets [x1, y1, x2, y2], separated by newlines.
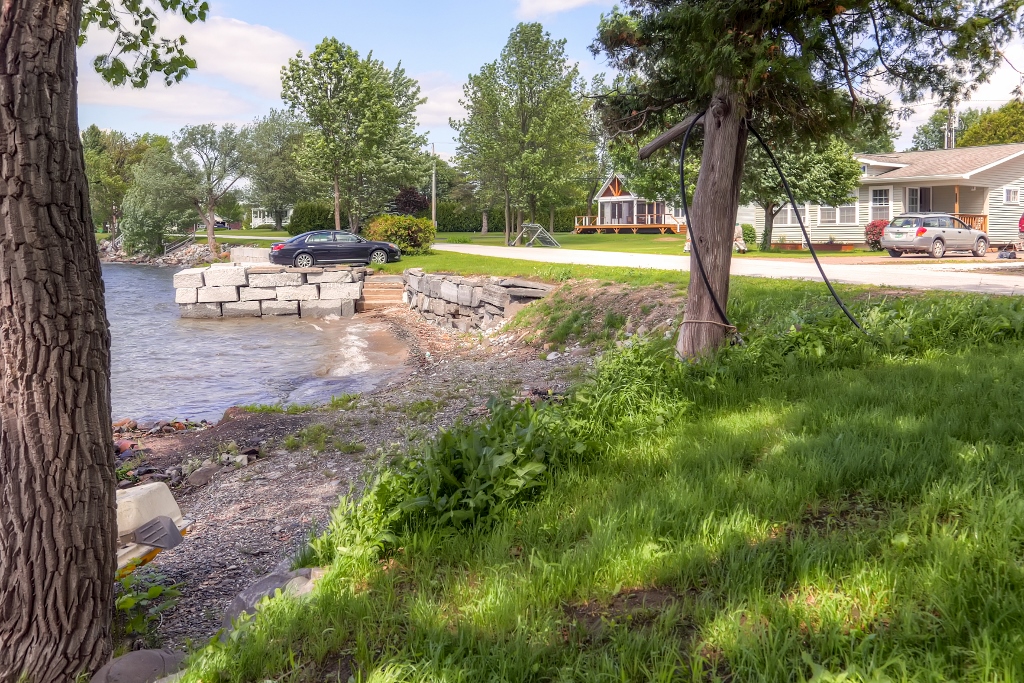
[896, 184, 989, 232]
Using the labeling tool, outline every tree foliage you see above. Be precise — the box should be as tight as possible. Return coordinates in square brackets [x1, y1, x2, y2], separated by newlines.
[453, 23, 595, 237]
[365, 214, 435, 255]
[82, 125, 166, 233]
[244, 110, 307, 230]
[959, 100, 1024, 147]
[910, 107, 986, 150]
[287, 201, 335, 236]
[282, 38, 427, 232]
[118, 146, 195, 255]
[741, 137, 862, 249]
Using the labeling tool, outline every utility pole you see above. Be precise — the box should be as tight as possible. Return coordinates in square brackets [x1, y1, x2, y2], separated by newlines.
[431, 143, 437, 229]
[945, 107, 960, 149]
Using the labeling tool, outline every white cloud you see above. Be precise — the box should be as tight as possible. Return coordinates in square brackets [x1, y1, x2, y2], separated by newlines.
[77, 13, 304, 128]
[516, 0, 611, 19]
[415, 72, 466, 129]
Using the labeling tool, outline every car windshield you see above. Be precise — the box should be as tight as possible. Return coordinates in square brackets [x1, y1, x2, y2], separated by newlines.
[889, 217, 922, 229]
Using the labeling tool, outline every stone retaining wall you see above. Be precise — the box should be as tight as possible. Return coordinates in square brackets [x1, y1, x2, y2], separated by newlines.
[229, 246, 272, 263]
[403, 268, 552, 331]
[173, 263, 366, 319]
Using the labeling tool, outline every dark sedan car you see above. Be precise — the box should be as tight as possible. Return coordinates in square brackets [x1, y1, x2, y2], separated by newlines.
[269, 231, 401, 267]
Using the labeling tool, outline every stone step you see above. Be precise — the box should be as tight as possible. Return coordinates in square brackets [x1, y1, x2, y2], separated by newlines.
[363, 283, 405, 290]
[356, 301, 402, 312]
[365, 275, 405, 284]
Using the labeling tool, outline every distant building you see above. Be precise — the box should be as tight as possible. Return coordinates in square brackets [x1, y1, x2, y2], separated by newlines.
[251, 207, 293, 228]
[577, 174, 756, 235]
[752, 143, 1024, 246]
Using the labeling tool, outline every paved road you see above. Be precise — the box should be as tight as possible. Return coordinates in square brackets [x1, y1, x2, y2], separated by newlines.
[434, 244, 1024, 296]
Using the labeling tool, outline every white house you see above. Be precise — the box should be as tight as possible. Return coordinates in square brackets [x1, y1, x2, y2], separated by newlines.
[753, 142, 1024, 246]
[577, 174, 756, 234]
[251, 207, 293, 228]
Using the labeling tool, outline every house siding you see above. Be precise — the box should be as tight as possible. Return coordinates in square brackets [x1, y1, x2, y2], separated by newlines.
[968, 157, 1024, 245]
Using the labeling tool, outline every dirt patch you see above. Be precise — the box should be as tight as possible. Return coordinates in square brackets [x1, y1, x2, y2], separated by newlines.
[654, 236, 684, 242]
[565, 588, 682, 638]
[796, 494, 889, 536]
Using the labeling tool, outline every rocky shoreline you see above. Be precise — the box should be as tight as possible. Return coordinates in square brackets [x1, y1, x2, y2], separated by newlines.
[117, 300, 592, 648]
[99, 239, 220, 268]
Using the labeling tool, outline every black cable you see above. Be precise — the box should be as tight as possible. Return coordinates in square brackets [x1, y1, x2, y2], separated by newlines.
[678, 110, 733, 331]
[745, 123, 864, 332]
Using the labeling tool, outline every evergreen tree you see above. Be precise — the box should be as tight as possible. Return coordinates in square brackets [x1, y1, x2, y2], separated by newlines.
[959, 101, 1024, 146]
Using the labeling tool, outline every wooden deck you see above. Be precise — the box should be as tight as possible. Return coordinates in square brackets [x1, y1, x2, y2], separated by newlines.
[574, 216, 687, 235]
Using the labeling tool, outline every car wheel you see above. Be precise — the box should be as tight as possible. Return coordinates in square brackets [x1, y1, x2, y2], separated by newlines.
[972, 237, 988, 257]
[369, 249, 388, 265]
[294, 252, 314, 268]
[929, 239, 945, 259]
[887, 249, 903, 258]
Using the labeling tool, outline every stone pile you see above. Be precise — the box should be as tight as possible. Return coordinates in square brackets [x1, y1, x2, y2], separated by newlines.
[403, 268, 552, 331]
[173, 263, 367, 319]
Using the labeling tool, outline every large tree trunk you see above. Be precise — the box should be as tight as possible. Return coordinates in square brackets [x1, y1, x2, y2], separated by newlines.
[204, 203, 218, 255]
[504, 191, 511, 245]
[0, 1, 116, 681]
[759, 203, 777, 251]
[481, 210, 488, 235]
[677, 79, 748, 359]
[333, 173, 342, 232]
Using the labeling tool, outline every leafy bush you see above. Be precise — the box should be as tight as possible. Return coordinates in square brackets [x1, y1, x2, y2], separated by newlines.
[446, 234, 471, 244]
[394, 187, 429, 215]
[308, 397, 587, 565]
[287, 201, 334, 236]
[365, 215, 435, 255]
[865, 219, 888, 250]
[742, 223, 756, 245]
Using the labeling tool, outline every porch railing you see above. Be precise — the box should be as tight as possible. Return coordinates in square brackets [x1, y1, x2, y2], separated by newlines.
[954, 213, 988, 233]
[575, 214, 685, 228]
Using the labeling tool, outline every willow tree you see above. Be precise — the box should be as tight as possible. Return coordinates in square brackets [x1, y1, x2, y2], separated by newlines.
[0, 2, 205, 681]
[593, 0, 1023, 359]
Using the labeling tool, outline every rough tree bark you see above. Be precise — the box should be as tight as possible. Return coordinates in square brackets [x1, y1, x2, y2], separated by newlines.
[677, 79, 748, 359]
[758, 202, 779, 251]
[202, 201, 218, 255]
[481, 209, 489, 234]
[0, 1, 116, 681]
[504, 191, 511, 245]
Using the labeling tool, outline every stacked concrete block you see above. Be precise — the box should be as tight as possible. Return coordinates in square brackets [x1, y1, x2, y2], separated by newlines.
[174, 264, 369, 320]
[402, 268, 551, 332]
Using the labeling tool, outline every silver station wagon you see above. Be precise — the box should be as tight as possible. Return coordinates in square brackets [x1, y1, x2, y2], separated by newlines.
[882, 212, 989, 259]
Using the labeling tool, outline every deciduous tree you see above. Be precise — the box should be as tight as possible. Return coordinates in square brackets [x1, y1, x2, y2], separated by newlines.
[593, 0, 1023, 359]
[245, 110, 307, 230]
[910, 107, 985, 150]
[0, 2, 206, 681]
[742, 137, 862, 250]
[282, 38, 425, 232]
[172, 123, 249, 254]
[959, 100, 1024, 146]
[82, 125, 165, 234]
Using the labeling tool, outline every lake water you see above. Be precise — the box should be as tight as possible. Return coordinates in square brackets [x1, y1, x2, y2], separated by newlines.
[104, 263, 408, 423]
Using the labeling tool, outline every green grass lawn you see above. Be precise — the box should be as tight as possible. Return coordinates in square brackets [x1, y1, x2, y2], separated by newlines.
[377, 251, 691, 286]
[178, 280, 1024, 682]
[434, 232, 881, 258]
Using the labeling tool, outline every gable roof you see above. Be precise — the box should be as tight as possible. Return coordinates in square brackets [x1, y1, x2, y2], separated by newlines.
[858, 143, 1024, 182]
[596, 173, 631, 198]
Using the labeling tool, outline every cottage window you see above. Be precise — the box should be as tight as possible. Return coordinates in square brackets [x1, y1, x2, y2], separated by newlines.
[776, 204, 807, 226]
[820, 196, 857, 225]
[1006, 188, 1021, 205]
[871, 189, 891, 221]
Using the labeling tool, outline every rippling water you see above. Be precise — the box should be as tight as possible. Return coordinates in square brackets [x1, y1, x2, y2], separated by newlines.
[104, 263, 407, 423]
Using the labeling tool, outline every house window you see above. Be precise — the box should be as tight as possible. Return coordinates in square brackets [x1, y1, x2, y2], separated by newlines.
[776, 204, 807, 226]
[871, 189, 891, 221]
[907, 188, 920, 213]
[1006, 188, 1021, 205]
[820, 197, 858, 225]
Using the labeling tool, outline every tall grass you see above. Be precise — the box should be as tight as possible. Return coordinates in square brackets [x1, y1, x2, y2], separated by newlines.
[182, 287, 1024, 683]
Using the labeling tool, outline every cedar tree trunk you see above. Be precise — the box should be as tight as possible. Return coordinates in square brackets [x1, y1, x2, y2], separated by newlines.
[0, 1, 116, 681]
[677, 78, 748, 359]
[481, 209, 489, 235]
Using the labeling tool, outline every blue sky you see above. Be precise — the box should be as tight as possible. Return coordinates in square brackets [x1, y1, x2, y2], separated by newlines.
[77, 0, 618, 157]
[77, 0, 1022, 154]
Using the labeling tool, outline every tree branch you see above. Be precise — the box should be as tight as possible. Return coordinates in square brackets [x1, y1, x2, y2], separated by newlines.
[638, 114, 704, 160]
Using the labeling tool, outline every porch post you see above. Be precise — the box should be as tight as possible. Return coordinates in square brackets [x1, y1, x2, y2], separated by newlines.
[955, 185, 960, 214]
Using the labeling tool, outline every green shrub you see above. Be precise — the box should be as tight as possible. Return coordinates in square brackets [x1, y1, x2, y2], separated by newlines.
[365, 215, 435, 255]
[742, 222, 756, 245]
[287, 201, 334, 236]
[445, 234, 471, 244]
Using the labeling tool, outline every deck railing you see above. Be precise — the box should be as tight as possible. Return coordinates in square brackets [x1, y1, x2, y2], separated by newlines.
[954, 213, 988, 233]
[575, 214, 685, 228]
